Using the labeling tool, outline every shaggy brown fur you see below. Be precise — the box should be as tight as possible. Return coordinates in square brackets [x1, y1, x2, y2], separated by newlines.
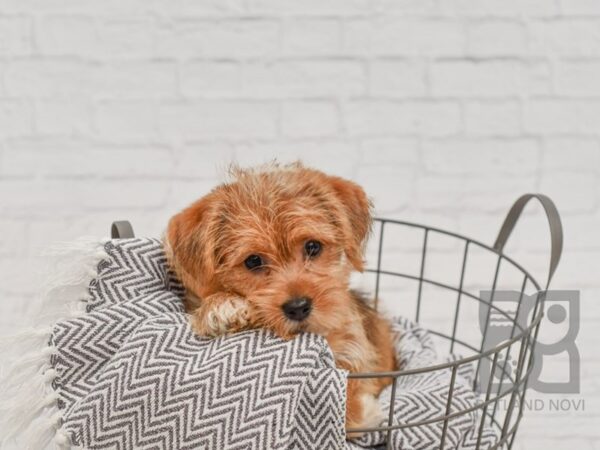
[164, 163, 397, 434]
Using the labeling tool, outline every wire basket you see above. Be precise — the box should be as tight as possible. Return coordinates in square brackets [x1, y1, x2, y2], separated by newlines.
[109, 194, 563, 450]
[348, 194, 563, 449]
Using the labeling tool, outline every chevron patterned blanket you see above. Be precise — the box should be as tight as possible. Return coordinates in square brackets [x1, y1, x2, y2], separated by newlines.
[1, 238, 499, 450]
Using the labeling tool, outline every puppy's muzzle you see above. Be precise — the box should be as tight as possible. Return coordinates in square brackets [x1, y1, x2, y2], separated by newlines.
[282, 297, 312, 321]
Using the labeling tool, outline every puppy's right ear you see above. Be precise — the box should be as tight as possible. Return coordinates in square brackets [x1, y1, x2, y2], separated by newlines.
[326, 176, 373, 272]
[165, 194, 220, 303]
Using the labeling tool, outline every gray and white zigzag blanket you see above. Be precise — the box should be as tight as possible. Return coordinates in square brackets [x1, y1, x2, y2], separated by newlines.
[1, 238, 499, 450]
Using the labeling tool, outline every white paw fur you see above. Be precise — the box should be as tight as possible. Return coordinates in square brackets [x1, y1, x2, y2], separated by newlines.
[360, 394, 386, 429]
[202, 297, 250, 337]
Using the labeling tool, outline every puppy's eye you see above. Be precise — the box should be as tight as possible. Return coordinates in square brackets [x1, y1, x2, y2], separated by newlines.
[244, 254, 263, 271]
[304, 240, 322, 258]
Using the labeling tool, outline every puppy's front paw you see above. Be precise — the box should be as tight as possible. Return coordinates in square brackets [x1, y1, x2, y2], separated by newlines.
[347, 394, 386, 439]
[191, 294, 251, 337]
[360, 393, 386, 428]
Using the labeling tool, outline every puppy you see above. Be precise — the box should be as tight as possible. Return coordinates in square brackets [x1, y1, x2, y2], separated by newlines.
[165, 163, 397, 434]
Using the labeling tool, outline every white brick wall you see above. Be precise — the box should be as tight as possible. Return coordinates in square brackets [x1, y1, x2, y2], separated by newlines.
[0, 1, 599, 448]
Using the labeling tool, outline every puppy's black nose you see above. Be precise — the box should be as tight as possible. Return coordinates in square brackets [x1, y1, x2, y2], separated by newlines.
[282, 297, 312, 321]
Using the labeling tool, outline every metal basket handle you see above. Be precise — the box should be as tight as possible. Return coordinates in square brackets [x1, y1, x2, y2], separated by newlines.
[111, 220, 135, 239]
[493, 194, 563, 289]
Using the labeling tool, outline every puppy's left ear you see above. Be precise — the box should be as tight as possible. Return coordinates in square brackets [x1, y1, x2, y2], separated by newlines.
[327, 176, 373, 271]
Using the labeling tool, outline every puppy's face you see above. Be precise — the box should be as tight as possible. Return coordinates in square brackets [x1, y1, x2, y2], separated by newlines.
[166, 165, 372, 339]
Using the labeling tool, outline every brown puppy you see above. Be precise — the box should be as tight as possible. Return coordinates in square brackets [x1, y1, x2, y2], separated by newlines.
[165, 163, 397, 434]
